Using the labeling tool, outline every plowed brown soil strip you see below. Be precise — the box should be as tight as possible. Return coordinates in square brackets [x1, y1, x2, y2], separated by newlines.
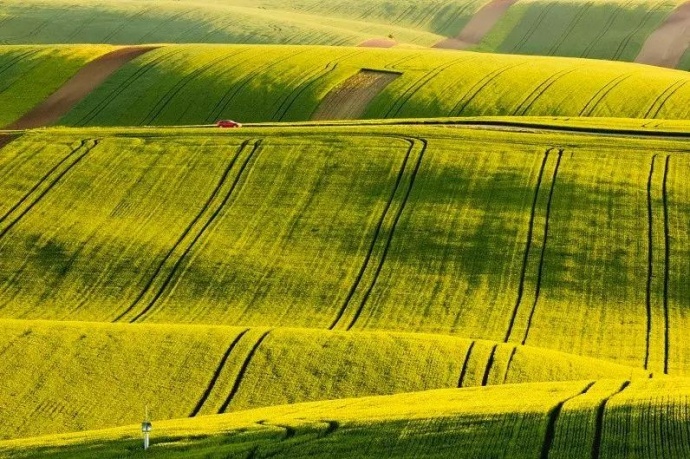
[635, 1, 690, 68]
[312, 70, 400, 120]
[358, 38, 397, 48]
[5, 46, 158, 130]
[0, 135, 16, 150]
[433, 0, 519, 49]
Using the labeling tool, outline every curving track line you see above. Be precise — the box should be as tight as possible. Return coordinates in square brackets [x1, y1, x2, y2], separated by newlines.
[433, 0, 519, 50]
[542, 381, 597, 459]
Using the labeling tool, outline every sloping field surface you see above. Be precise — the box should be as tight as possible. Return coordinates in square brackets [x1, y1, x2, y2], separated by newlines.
[4, 380, 690, 458]
[635, 0, 690, 67]
[1, 124, 690, 373]
[0, 319, 647, 440]
[434, 0, 519, 49]
[478, 0, 684, 63]
[0, 0, 445, 47]
[0, 45, 113, 127]
[42, 45, 690, 127]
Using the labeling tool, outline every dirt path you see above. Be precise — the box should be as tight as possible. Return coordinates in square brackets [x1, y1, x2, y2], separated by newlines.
[433, 0, 519, 49]
[635, 1, 690, 68]
[358, 38, 397, 48]
[312, 70, 401, 120]
[5, 46, 158, 130]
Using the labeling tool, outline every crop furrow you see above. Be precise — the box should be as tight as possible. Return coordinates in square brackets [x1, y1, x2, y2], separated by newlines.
[344, 137, 427, 331]
[579, 73, 633, 117]
[0, 139, 97, 242]
[218, 330, 273, 413]
[481, 345, 498, 386]
[523, 149, 563, 345]
[457, 342, 475, 388]
[189, 329, 249, 417]
[452, 61, 526, 116]
[100, 6, 157, 42]
[592, 381, 631, 459]
[138, 9, 195, 43]
[645, 155, 657, 370]
[663, 155, 670, 374]
[542, 381, 597, 459]
[120, 140, 262, 323]
[504, 148, 551, 342]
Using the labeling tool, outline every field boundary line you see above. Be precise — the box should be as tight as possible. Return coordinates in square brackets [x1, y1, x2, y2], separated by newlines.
[504, 148, 551, 342]
[541, 381, 597, 459]
[457, 342, 476, 388]
[218, 330, 273, 413]
[115, 139, 262, 323]
[0, 139, 97, 242]
[591, 381, 631, 459]
[189, 329, 250, 417]
[332, 137, 427, 331]
[522, 148, 563, 345]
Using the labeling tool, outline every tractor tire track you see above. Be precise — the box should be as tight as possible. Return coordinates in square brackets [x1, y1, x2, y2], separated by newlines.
[645, 155, 657, 370]
[581, 0, 634, 58]
[510, 3, 558, 53]
[502, 346, 518, 383]
[327, 138, 415, 330]
[481, 344, 498, 386]
[0, 139, 97, 242]
[138, 9, 196, 43]
[457, 342, 475, 388]
[662, 155, 670, 374]
[513, 69, 577, 116]
[75, 48, 180, 127]
[579, 73, 633, 117]
[141, 49, 248, 125]
[613, 3, 667, 60]
[332, 137, 427, 331]
[385, 55, 476, 118]
[119, 140, 262, 323]
[504, 148, 551, 342]
[451, 61, 527, 116]
[644, 79, 689, 119]
[190, 329, 250, 417]
[548, 2, 594, 56]
[218, 330, 273, 413]
[100, 6, 157, 42]
[522, 149, 563, 345]
[592, 381, 630, 459]
[205, 49, 311, 124]
[542, 381, 597, 459]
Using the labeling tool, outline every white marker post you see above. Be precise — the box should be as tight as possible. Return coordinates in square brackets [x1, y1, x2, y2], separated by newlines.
[141, 407, 152, 451]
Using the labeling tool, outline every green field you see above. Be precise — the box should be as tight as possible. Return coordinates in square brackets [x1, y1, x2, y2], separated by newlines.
[7, 44, 685, 127]
[0, 121, 690, 456]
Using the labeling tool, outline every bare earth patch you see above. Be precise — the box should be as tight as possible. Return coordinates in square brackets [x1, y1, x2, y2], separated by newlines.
[358, 38, 398, 48]
[312, 70, 401, 120]
[635, 1, 690, 68]
[5, 46, 158, 129]
[433, 0, 519, 49]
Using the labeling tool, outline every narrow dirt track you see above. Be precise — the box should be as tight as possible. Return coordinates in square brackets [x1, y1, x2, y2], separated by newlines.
[5, 46, 158, 130]
[358, 38, 398, 48]
[635, 1, 690, 68]
[433, 0, 519, 49]
[312, 70, 401, 120]
[0, 135, 16, 150]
